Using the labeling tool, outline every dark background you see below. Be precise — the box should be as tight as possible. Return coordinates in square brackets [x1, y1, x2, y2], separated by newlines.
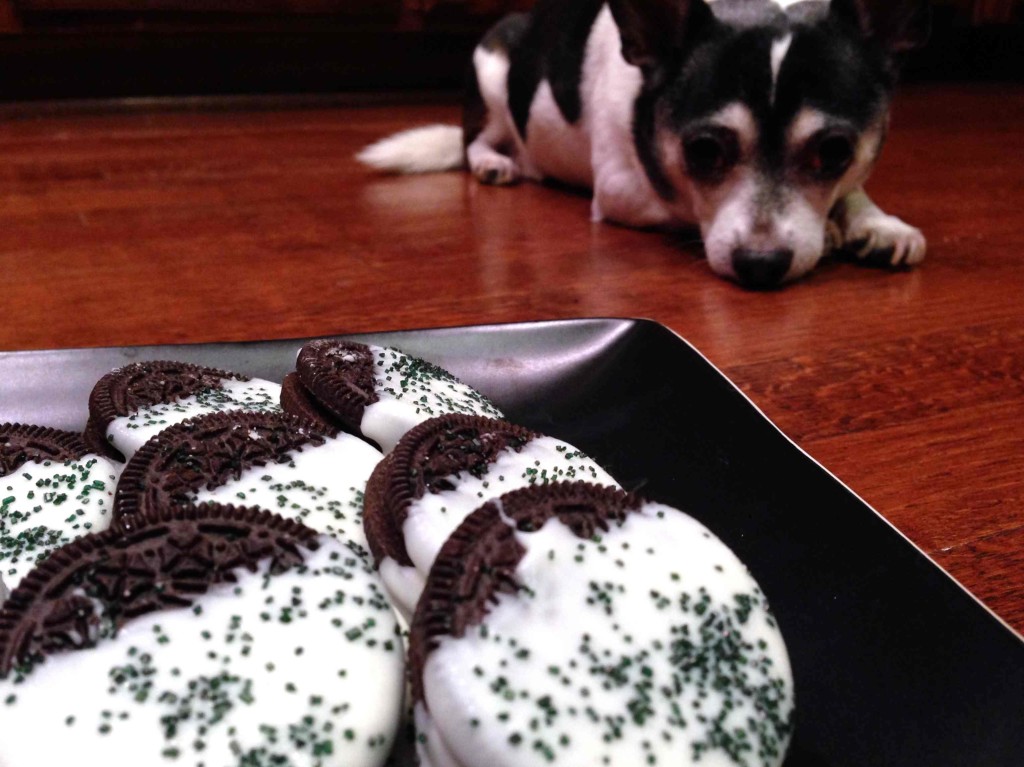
[0, 0, 1020, 103]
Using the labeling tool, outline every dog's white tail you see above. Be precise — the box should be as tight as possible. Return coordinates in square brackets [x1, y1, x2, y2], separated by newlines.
[356, 124, 466, 174]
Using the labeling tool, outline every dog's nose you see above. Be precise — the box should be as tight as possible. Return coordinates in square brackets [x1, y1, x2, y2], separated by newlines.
[731, 248, 794, 289]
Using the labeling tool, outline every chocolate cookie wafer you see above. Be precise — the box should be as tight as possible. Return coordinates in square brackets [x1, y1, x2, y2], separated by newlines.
[409, 481, 795, 767]
[85, 360, 282, 461]
[0, 502, 406, 767]
[1, 423, 88, 471]
[280, 370, 339, 433]
[363, 414, 619, 619]
[113, 411, 382, 556]
[1, 423, 120, 600]
[287, 340, 503, 453]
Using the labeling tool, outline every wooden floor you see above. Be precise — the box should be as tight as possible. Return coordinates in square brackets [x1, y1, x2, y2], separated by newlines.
[1, 82, 1022, 633]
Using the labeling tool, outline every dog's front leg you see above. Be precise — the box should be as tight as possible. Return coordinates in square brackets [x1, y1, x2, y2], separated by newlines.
[591, 162, 674, 229]
[831, 187, 927, 267]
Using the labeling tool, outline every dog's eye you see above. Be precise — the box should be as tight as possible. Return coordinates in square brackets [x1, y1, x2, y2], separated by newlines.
[810, 132, 855, 179]
[684, 131, 738, 182]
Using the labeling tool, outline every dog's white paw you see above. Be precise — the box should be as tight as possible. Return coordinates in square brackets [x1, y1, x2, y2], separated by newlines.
[469, 152, 521, 186]
[843, 211, 927, 267]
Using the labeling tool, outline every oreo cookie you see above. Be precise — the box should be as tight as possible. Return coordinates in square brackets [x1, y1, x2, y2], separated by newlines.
[363, 415, 619, 620]
[114, 411, 382, 556]
[1, 423, 89, 472]
[0, 502, 406, 766]
[0, 502, 320, 672]
[280, 371, 339, 433]
[1, 423, 121, 600]
[85, 360, 283, 462]
[408, 481, 795, 767]
[287, 340, 503, 453]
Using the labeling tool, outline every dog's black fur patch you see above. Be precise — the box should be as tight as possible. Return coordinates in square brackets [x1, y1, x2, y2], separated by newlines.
[505, 0, 606, 141]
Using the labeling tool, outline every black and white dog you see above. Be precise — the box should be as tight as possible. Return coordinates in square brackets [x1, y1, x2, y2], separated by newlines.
[359, 0, 929, 288]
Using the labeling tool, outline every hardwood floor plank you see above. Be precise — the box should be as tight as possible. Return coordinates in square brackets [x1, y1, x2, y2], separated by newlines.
[724, 319, 1024, 443]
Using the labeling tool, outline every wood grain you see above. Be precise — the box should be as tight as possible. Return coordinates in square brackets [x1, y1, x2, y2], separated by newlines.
[1, 83, 1022, 634]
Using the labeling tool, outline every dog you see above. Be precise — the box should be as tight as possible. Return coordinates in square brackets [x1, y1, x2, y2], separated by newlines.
[358, 0, 930, 288]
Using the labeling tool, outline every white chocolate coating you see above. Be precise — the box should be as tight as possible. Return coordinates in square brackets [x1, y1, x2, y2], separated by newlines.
[1, 454, 120, 600]
[378, 556, 428, 624]
[418, 504, 794, 767]
[0, 537, 406, 767]
[107, 377, 282, 460]
[379, 436, 619, 621]
[360, 347, 503, 453]
[193, 432, 382, 556]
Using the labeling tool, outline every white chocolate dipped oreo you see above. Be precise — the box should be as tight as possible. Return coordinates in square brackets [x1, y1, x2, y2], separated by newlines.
[113, 411, 382, 557]
[1, 424, 120, 600]
[0, 504, 405, 767]
[86, 360, 282, 462]
[363, 415, 619, 620]
[288, 340, 502, 453]
[409, 482, 795, 767]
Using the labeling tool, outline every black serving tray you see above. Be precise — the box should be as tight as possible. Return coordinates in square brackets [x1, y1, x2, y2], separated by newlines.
[1, 318, 1021, 766]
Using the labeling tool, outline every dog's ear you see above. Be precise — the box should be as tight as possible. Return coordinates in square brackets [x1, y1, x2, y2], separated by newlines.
[830, 0, 931, 53]
[607, 0, 715, 87]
